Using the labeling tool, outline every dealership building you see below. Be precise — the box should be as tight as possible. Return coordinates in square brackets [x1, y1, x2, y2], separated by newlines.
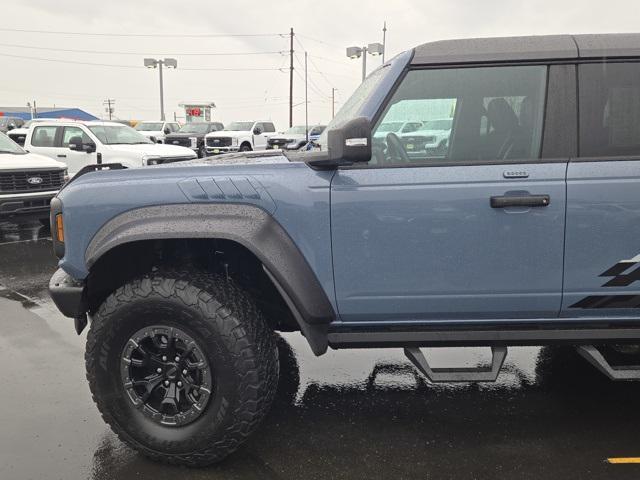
[0, 106, 98, 121]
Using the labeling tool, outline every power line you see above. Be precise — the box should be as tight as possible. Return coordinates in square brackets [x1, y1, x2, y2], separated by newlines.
[296, 34, 342, 49]
[0, 52, 283, 71]
[295, 36, 336, 90]
[0, 27, 286, 38]
[0, 42, 285, 56]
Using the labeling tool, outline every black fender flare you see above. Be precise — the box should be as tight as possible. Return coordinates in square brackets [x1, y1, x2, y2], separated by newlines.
[85, 203, 334, 355]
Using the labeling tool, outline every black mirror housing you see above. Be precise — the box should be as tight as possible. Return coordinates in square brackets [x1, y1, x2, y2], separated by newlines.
[328, 116, 371, 163]
[307, 117, 372, 170]
[164, 128, 171, 134]
[68, 136, 83, 151]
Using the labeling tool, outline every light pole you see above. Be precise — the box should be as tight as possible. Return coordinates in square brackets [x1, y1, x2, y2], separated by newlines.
[144, 58, 177, 121]
[346, 43, 384, 82]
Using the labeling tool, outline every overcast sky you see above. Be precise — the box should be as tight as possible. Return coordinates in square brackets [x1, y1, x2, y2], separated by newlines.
[1, 0, 639, 129]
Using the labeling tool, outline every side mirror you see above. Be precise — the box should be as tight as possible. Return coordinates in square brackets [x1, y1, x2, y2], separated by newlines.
[163, 127, 171, 134]
[328, 116, 371, 163]
[7, 124, 15, 131]
[308, 117, 371, 170]
[68, 136, 83, 151]
[253, 127, 263, 135]
[69, 136, 96, 153]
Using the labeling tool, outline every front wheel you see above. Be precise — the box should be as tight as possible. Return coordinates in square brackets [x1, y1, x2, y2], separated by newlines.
[85, 271, 278, 466]
[239, 143, 252, 152]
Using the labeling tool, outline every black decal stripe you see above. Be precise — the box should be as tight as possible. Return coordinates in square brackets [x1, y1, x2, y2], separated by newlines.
[570, 295, 640, 309]
[600, 261, 637, 278]
[602, 265, 640, 287]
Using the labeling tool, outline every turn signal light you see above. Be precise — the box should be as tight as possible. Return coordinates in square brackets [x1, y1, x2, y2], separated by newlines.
[55, 213, 64, 243]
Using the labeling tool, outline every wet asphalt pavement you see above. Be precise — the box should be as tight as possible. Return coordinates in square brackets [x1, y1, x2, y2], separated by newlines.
[2, 221, 640, 479]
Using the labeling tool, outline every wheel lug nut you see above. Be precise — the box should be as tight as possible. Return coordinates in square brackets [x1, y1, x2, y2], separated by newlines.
[161, 356, 167, 362]
[182, 369, 187, 375]
[175, 356, 180, 362]
[177, 381, 183, 387]
[156, 368, 162, 374]
[164, 380, 169, 387]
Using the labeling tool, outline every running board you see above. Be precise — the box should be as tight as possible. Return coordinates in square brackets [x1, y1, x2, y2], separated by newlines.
[404, 346, 507, 383]
[576, 345, 640, 381]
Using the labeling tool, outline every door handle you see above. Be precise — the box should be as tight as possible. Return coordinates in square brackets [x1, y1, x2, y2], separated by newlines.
[57, 154, 67, 158]
[490, 194, 550, 208]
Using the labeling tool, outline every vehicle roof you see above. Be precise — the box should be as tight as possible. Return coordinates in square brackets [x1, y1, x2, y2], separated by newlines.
[411, 33, 640, 65]
[30, 120, 125, 127]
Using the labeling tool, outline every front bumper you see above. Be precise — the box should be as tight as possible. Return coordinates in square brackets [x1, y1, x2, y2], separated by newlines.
[0, 190, 58, 217]
[49, 268, 86, 318]
[205, 146, 239, 155]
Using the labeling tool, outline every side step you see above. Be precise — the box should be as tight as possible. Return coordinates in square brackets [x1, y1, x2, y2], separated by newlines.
[577, 345, 640, 381]
[404, 346, 507, 383]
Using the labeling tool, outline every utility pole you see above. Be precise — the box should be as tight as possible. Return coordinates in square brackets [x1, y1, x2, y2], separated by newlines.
[382, 21, 387, 63]
[103, 99, 115, 120]
[158, 61, 165, 121]
[289, 27, 294, 128]
[304, 51, 308, 143]
[331, 88, 336, 118]
[144, 58, 177, 122]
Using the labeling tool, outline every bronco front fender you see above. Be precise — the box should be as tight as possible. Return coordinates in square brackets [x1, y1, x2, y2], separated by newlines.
[84, 203, 335, 354]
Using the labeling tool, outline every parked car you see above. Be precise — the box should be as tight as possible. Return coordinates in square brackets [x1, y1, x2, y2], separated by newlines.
[164, 122, 224, 158]
[400, 118, 453, 156]
[24, 121, 196, 176]
[134, 121, 181, 143]
[0, 130, 66, 222]
[0, 116, 25, 133]
[7, 118, 66, 146]
[267, 125, 326, 150]
[49, 33, 640, 467]
[204, 121, 276, 155]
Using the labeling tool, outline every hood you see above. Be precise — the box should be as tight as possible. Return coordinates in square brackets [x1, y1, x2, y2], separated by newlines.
[158, 150, 292, 168]
[105, 143, 197, 157]
[206, 130, 251, 138]
[165, 132, 203, 139]
[138, 131, 163, 138]
[0, 151, 67, 170]
[8, 127, 29, 135]
[270, 133, 306, 142]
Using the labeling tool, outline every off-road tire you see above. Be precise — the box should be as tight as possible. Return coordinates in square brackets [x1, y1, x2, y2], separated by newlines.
[85, 270, 279, 466]
[239, 143, 252, 152]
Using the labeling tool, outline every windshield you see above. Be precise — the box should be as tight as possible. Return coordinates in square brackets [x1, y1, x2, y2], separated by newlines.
[226, 122, 254, 131]
[178, 123, 210, 134]
[135, 122, 164, 131]
[377, 122, 404, 133]
[285, 126, 307, 135]
[317, 66, 390, 149]
[422, 119, 453, 130]
[0, 131, 26, 154]
[89, 125, 153, 145]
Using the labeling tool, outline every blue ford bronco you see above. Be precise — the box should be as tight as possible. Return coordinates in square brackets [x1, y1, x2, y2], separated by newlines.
[49, 34, 640, 465]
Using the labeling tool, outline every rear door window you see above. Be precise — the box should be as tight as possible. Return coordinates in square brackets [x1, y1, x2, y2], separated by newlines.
[31, 126, 58, 147]
[579, 62, 640, 157]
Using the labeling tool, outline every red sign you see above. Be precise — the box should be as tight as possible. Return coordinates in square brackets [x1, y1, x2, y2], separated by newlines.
[186, 107, 202, 116]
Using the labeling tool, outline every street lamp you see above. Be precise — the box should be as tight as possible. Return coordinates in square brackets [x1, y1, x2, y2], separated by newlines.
[144, 58, 178, 121]
[346, 42, 384, 82]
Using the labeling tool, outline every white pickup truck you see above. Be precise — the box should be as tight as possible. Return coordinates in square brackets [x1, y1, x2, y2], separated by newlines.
[204, 121, 276, 155]
[24, 120, 197, 176]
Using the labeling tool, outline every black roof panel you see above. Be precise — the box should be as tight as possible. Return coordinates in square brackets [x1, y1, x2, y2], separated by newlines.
[411, 34, 640, 65]
[574, 33, 640, 58]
